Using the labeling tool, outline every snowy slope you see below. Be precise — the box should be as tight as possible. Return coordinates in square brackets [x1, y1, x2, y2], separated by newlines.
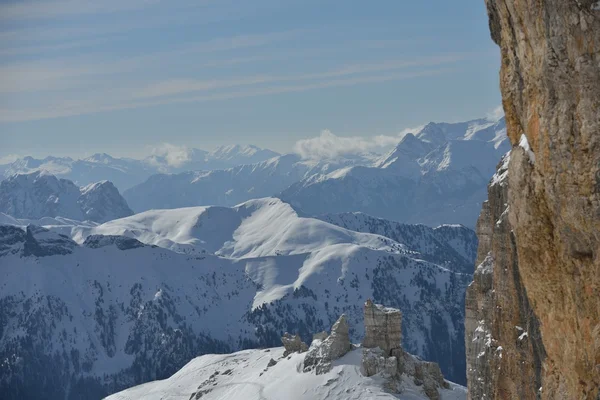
[319, 212, 477, 274]
[67, 198, 406, 258]
[0, 199, 474, 399]
[107, 348, 466, 400]
[0, 172, 133, 222]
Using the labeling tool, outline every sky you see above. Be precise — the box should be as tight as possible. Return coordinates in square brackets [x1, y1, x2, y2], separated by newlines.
[0, 0, 502, 160]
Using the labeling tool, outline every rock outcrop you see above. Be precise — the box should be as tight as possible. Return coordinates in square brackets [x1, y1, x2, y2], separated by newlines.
[467, 1, 600, 399]
[303, 314, 352, 374]
[362, 299, 402, 355]
[281, 333, 308, 357]
[359, 301, 450, 400]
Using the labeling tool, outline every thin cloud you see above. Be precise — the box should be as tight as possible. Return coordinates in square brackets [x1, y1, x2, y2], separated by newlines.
[0, 68, 453, 122]
[293, 125, 426, 161]
[294, 130, 393, 160]
[146, 143, 195, 167]
[486, 105, 504, 121]
[0, 0, 160, 21]
[0, 154, 22, 164]
[133, 54, 465, 100]
[0, 30, 307, 94]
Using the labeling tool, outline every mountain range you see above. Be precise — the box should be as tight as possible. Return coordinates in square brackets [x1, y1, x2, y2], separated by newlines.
[0, 145, 280, 192]
[0, 197, 475, 398]
[280, 117, 508, 227]
[0, 115, 507, 228]
[123, 117, 507, 228]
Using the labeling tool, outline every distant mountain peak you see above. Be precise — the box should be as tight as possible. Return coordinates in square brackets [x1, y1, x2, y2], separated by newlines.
[0, 172, 133, 223]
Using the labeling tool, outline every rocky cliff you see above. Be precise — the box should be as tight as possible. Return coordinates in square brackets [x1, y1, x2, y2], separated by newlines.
[467, 1, 600, 399]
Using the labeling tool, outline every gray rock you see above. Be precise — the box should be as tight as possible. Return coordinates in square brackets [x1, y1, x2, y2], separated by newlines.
[303, 314, 352, 374]
[281, 333, 308, 357]
[312, 331, 328, 342]
[362, 299, 402, 355]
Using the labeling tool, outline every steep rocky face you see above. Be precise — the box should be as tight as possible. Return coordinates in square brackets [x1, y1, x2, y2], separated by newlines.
[467, 1, 600, 399]
[465, 155, 545, 400]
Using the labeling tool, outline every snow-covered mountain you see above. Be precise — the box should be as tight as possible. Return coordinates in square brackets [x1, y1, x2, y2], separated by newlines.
[280, 117, 509, 228]
[0, 145, 280, 191]
[123, 154, 370, 213]
[0, 198, 474, 399]
[0, 171, 133, 223]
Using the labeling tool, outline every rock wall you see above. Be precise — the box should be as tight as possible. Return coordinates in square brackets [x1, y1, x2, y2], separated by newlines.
[467, 1, 600, 399]
[465, 155, 546, 400]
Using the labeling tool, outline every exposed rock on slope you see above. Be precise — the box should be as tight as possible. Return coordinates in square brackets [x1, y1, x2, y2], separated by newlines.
[0, 172, 133, 223]
[467, 1, 600, 399]
[303, 314, 352, 374]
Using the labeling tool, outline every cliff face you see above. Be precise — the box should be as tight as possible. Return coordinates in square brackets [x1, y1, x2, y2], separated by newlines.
[467, 1, 600, 399]
[466, 155, 546, 400]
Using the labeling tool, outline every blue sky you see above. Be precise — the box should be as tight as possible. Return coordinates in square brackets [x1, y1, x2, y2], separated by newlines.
[0, 0, 501, 160]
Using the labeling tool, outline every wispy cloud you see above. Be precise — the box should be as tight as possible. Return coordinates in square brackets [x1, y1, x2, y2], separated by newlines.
[133, 54, 465, 100]
[0, 0, 160, 21]
[145, 143, 196, 167]
[0, 154, 23, 164]
[0, 68, 452, 122]
[0, 30, 304, 96]
[293, 124, 425, 161]
[486, 105, 504, 121]
[294, 130, 393, 160]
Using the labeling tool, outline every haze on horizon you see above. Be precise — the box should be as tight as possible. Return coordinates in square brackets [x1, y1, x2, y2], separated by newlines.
[0, 0, 501, 160]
